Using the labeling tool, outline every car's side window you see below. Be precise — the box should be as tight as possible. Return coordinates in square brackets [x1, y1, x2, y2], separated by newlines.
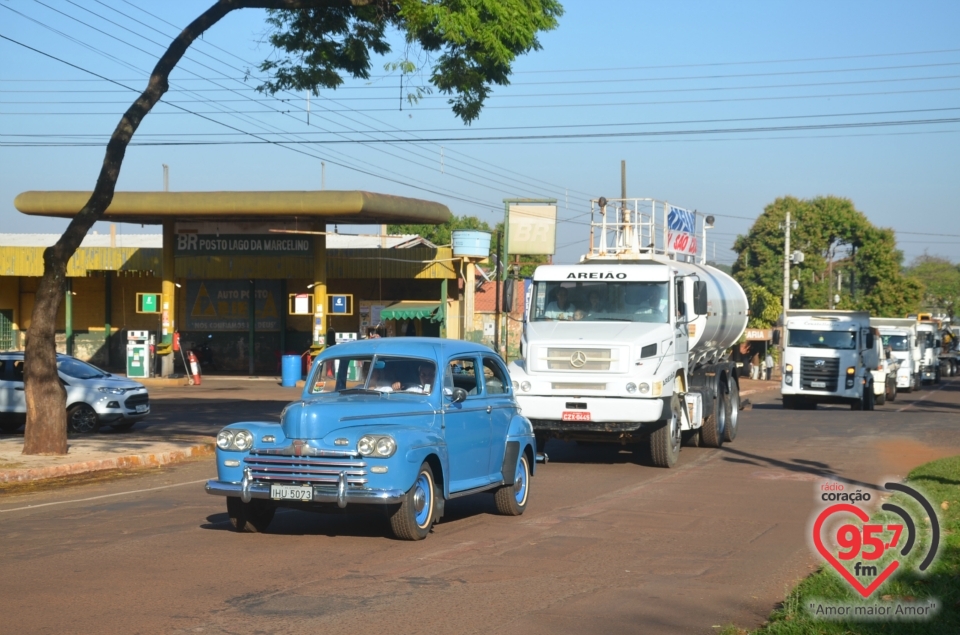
[444, 358, 481, 397]
[481, 357, 509, 395]
[0, 359, 6, 379]
[12, 361, 24, 382]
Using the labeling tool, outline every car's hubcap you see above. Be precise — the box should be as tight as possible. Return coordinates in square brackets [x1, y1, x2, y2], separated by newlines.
[413, 473, 431, 527]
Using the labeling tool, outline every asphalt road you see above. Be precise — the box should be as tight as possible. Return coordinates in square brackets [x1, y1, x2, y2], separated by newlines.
[2, 379, 958, 634]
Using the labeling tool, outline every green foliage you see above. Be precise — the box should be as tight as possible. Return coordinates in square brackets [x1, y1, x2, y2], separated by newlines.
[258, 0, 564, 123]
[906, 255, 960, 318]
[732, 196, 923, 318]
[389, 214, 491, 246]
[743, 283, 781, 328]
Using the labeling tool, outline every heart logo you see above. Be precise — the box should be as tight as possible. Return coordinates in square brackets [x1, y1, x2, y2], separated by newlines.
[813, 503, 900, 598]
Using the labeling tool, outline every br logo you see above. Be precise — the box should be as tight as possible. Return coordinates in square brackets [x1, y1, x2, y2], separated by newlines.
[812, 482, 940, 598]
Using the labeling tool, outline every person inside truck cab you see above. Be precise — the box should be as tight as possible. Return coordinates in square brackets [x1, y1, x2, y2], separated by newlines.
[627, 285, 668, 321]
[544, 286, 574, 319]
[585, 290, 606, 315]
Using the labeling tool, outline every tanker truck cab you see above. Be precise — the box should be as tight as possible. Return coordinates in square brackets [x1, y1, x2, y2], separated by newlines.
[509, 197, 748, 469]
[780, 311, 876, 410]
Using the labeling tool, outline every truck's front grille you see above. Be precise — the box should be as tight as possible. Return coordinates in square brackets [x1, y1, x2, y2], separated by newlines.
[800, 357, 839, 391]
[545, 348, 612, 371]
[244, 452, 368, 486]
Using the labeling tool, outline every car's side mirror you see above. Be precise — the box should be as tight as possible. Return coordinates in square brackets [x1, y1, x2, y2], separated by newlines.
[693, 281, 708, 316]
[449, 387, 467, 403]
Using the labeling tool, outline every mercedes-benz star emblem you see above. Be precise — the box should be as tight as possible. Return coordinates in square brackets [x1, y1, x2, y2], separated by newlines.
[570, 351, 588, 368]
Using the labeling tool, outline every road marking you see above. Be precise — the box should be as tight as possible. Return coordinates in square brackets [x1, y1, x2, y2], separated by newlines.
[0, 478, 209, 514]
[895, 381, 949, 412]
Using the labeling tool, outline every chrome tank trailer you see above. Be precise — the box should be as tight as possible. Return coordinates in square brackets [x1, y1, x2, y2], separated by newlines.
[671, 260, 749, 367]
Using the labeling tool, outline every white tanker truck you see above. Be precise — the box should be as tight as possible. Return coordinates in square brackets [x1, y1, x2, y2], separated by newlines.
[508, 198, 749, 468]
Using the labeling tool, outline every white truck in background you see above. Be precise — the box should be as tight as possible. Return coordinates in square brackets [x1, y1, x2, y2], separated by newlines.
[508, 198, 748, 468]
[868, 327, 898, 405]
[871, 317, 921, 393]
[779, 310, 878, 410]
[915, 316, 941, 384]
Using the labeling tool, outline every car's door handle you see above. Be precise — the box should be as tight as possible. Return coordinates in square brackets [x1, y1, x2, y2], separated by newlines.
[486, 405, 492, 413]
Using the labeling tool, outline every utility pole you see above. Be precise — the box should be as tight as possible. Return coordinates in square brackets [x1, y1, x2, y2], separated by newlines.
[782, 210, 792, 314]
[162, 164, 169, 192]
[321, 162, 326, 190]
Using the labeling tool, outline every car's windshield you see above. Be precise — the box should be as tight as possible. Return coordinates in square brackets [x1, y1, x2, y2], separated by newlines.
[920, 332, 936, 348]
[530, 280, 670, 324]
[309, 355, 437, 395]
[57, 357, 107, 379]
[787, 329, 857, 350]
[882, 334, 909, 351]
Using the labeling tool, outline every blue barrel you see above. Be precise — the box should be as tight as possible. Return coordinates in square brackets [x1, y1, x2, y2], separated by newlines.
[451, 230, 492, 258]
[281, 354, 302, 387]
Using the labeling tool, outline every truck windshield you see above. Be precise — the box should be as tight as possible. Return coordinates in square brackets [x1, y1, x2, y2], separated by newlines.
[882, 335, 909, 351]
[530, 281, 670, 324]
[787, 329, 857, 349]
[920, 332, 936, 348]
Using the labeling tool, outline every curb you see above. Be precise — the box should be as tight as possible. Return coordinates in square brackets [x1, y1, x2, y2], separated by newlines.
[0, 442, 215, 484]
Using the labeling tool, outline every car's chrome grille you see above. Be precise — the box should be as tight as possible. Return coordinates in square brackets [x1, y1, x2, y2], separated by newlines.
[244, 451, 368, 486]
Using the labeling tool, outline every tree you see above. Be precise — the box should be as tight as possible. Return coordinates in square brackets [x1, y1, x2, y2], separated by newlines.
[906, 255, 960, 318]
[731, 196, 923, 320]
[388, 214, 492, 246]
[22, 0, 563, 456]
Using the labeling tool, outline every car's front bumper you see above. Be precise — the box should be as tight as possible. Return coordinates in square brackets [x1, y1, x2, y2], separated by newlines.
[205, 478, 405, 507]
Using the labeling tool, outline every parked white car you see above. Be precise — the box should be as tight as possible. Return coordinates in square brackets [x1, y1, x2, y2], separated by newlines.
[0, 353, 150, 433]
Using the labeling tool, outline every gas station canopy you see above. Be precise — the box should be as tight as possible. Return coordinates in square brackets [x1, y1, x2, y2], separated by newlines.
[14, 190, 451, 225]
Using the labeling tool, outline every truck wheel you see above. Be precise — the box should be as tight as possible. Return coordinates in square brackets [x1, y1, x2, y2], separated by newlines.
[876, 388, 886, 406]
[722, 375, 739, 443]
[389, 462, 438, 540]
[701, 380, 726, 448]
[493, 453, 530, 516]
[650, 393, 681, 468]
[227, 497, 275, 533]
[889, 383, 897, 402]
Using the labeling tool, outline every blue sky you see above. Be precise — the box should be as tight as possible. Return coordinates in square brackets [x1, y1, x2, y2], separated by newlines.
[1, 0, 958, 267]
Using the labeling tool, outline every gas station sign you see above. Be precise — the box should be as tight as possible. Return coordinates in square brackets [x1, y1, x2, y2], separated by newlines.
[136, 293, 161, 314]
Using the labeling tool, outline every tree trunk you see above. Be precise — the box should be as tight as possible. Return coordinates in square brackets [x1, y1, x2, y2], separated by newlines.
[21, 0, 248, 455]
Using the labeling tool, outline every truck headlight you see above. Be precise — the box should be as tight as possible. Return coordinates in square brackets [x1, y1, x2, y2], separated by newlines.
[638, 382, 650, 394]
[785, 374, 793, 385]
[358, 435, 396, 458]
[784, 364, 793, 373]
[217, 429, 253, 451]
[626, 382, 637, 394]
[520, 381, 531, 392]
[512, 380, 519, 390]
[846, 367, 856, 375]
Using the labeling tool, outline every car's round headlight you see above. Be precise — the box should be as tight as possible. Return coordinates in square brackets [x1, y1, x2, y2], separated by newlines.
[520, 381, 531, 392]
[357, 435, 375, 456]
[217, 430, 234, 450]
[638, 382, 650, 394]
[375, 436, 397, 457]
[626, 382, 637, 394]
[234, 431, 253, 451]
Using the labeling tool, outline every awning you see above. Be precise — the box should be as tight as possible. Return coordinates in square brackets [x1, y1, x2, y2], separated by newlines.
[380, 301, 442, 322]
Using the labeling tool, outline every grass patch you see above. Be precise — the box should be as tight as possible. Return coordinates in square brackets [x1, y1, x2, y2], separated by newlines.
[732, 455, 960, 634]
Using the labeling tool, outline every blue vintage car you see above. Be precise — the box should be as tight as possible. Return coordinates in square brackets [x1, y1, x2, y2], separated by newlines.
[205, 338, 538, 540]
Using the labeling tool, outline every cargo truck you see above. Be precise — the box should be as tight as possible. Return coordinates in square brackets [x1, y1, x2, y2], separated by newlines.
[508, 198, 748, 468]
[870, 317, 920, 392]
[779, 310, 878, 410]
